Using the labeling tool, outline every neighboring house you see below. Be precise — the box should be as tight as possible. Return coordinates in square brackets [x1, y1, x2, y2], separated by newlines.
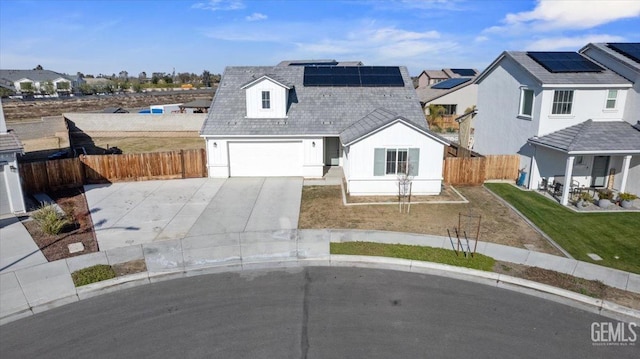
[473, 45, 640, 205]
[0, 69, 74, 97]
[200, 62, 449, 195]
[416, 75, 478, 125]
[0, 100, 26, 216]
[416, 68, 478, 88]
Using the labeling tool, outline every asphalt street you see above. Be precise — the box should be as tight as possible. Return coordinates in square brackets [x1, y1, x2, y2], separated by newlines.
[1, 267, 637, 358]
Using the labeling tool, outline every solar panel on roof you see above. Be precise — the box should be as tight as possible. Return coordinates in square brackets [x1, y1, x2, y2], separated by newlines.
[527, 52, 604, 73]
[431, 77, 472, 90]
[450, 68, 476, 76]
[607, 43, 640, 64]
[303, 66, 404, 87]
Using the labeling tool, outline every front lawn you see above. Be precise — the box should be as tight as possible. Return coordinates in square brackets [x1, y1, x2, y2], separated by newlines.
[485, 183, 640, 274]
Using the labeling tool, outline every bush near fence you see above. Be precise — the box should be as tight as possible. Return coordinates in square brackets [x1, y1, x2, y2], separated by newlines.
[443, 155, 519, 185]
[20, 149, 207, 193]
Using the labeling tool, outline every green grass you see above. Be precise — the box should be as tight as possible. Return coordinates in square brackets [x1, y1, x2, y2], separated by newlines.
[72, 265, 117, 287]
[330, 242, 495, 271]
[485, 183, 640, 274]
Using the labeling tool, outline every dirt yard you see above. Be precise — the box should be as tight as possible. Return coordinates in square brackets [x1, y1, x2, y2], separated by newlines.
[494, 261, 640, 310]
[299, 185, 563, 255]
[2, 89, 214, 122]
[23, 188, 99, 261]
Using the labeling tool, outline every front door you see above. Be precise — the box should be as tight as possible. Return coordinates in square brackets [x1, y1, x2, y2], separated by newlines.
[324, 137, 340, 166]
[591, 156, 609, 187]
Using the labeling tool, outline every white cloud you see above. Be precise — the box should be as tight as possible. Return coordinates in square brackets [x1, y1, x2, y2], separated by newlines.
[192, 0, 245, 11]
[246, 12, 267, 21]
[474, 35, 489, 43]
[501, 0, 640, 31]
[525, 34, 626, 51]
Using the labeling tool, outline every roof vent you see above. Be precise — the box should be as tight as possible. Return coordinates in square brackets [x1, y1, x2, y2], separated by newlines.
[276, 121, 287, 125]
[322, 121, 333, 125]
[227, 121, 237, 125]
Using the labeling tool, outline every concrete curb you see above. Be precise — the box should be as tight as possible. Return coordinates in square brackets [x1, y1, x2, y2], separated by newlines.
[2, 255, 638, 326]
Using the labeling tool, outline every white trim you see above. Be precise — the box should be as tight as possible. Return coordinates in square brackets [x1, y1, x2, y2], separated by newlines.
[528, 142, 640, 155]
[240, 75, 290, 90]
[343, 118, 449, 147]
[541, 83, 631, 88]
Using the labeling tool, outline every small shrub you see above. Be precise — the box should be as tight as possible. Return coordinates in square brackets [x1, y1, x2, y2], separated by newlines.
[618, 192, 638, 201]
[31, 203, 70, 235]
[597, 189, 614, 200]
[579, 192, 593, 202]
[72, 265, 116, 287]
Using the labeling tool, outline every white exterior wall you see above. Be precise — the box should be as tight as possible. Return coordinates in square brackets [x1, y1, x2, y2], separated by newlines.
[245, 79, 288, 118]
[582, 46, 640, 126]
[204, 137, 324, 178]
[0, 152, 26, 214]
[537, 88, 628, 136]
[474, 58, 542, 157]
[345, 122, 445, 195]
[626, 157, 640, 195]
[424, 84, 478, 115]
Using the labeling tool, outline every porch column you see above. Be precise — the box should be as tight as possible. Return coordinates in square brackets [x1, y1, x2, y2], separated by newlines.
[561, 155, 575, 206]
[620, 155, 632, 193]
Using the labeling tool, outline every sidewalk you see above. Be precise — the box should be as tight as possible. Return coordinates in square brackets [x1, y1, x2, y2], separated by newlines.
[1, 228, 639, 325]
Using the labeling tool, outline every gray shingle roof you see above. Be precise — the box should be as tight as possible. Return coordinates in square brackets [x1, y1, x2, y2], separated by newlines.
[0, 69, 73, 83]
[504, 52, 630, 85]
[581, 43, 640, 72]
[477, 51, 631, 86]
[200, 65, 429, 137]
[528, 120, 640, 153]
[415, 76, 477, 104]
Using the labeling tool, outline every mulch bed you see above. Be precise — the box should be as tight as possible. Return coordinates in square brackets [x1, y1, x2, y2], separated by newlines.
[24, 187, 99, 261]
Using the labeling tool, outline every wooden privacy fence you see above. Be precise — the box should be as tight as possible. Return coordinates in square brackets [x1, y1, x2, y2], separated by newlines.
[443, 155, 520, 185]
[20, 149, 207, 193]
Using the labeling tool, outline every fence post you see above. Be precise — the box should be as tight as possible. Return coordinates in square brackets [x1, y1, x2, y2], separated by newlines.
[180, 149, 186, 179]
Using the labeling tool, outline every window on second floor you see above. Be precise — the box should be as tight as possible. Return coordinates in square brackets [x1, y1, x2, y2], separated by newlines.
[519, 89, 534, 117]
[605, 90, 617, 109]
[261, 91, 270, 109]
[441, 104, 457, 115]
[552, 90, 573, 115]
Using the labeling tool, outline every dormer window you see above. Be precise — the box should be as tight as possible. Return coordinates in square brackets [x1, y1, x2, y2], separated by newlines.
[262, 91, 271, 109]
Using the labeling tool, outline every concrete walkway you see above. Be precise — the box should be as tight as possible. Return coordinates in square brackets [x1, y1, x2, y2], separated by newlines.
[2, 228, 639, 325]
[0, 217, 46, 273]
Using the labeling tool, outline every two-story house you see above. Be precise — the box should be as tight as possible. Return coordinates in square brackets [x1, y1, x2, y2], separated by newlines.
[200, 62, 449, 196]
[0, 69, 74, 97]
[473, 46, 640, 205]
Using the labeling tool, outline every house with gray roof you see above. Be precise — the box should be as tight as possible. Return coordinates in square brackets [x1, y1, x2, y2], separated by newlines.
[0, 69, 74, 97]
[0, 100, 26, 216]
[473, 45, 640, 205]
[200, 63, 449, 195]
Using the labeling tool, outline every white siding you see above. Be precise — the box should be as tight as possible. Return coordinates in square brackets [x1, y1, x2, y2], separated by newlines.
[582, 46, 640, 127]
[245, 79, 288, 118]
[537, 88, 628, 136]
[474, 57, 542, 158]
[345, 122, 445, 195]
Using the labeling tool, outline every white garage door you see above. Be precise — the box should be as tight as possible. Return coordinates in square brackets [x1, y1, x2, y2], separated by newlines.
[228, 141, 303, 177]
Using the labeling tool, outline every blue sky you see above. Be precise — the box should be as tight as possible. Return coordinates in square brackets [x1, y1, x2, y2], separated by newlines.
[1, 0, 639, 77]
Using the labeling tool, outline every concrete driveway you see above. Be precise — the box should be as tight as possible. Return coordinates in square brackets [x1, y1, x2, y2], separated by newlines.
[85, 177, 303, 251]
